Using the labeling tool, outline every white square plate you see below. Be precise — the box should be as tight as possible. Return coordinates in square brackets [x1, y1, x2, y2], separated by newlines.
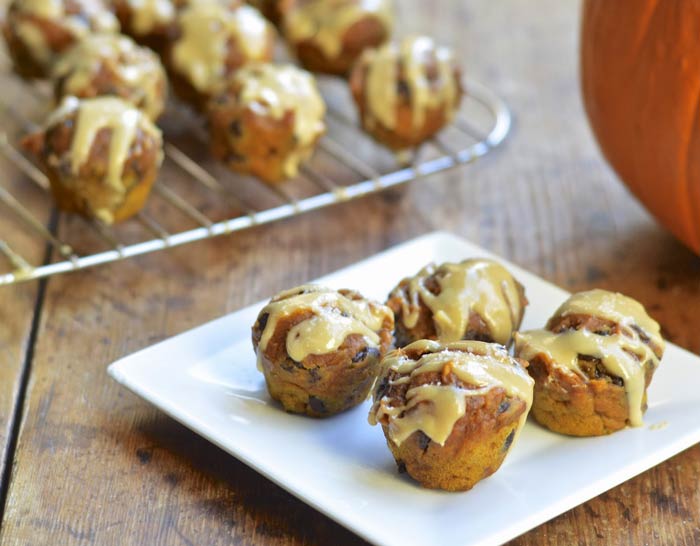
[108, 232, 700, 546]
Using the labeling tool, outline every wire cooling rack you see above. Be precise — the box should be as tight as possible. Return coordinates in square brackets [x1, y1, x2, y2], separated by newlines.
[0, 63, 511, 286]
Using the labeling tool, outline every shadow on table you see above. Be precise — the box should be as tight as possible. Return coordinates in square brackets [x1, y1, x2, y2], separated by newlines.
[133, 415, 371, 546]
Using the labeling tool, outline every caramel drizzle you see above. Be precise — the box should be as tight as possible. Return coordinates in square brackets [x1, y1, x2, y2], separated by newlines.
[45, 96, 162, 223]
[514, 289, 665, 427]
[14, 0, 119, 64]
[172, 3, 272, 94]
[53, 34, 164, 119]
[124, 0, 175, 35]
[362, 35, 459, 132]
[369, 340, 534, 446]
[257, 285, 391, 365]
[18, 0, 62, 18]
[393, 258, 524, 345]
[284, 0, 393, 59]
[235, 63, 326, 177]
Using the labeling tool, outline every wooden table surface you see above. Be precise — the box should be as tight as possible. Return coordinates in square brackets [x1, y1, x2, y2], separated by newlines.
[1, 0, 700, 544]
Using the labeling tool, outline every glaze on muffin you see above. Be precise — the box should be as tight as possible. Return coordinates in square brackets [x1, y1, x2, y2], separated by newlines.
[252, 285, 394, 417]
[387, 258, 527, 348]
[514, 289, 665, 436]
[350, 35, 462, 150]
[369, 339, 533, 491]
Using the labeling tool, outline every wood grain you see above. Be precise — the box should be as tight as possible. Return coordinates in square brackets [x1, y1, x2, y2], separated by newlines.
[1, 0, 700, 545]
[0, 224, 44, 502]
[0, 96, 53, 497]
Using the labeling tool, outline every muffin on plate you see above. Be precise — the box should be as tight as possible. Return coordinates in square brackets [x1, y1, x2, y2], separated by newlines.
[350, 35, 462, 150]
[52, 34, 168, 120]
[252, 284, 394, 417]
[23, 96, 163, 224]
[283, 0, 393, 75]
[165, 2, 275, 109]
[369, 339, 534, 491]
[208, 63, 326, 183]
[3, 0, 119, 79]
[514, 289, 665, 436]
[386, 258, 527, 348]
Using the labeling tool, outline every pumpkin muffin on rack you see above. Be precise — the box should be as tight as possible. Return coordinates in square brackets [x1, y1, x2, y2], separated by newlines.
[386, 258, 527, 348]
[514, 289, 665, 437]
[113, 0, 244, 52]
[52, 34, 168, 121]
[350, 35, 463, 150]
[252, 284, 394, 417]
[283, 0, 393, 75]
[246, 0, 295, 26]
[2, 0, 120, 79]
[208, 63, 326, 183]
[369, 340, 534, 491]
[164, 1, 275, 110]
[112, 0, 178, 52]
[23, 96, 163, 224]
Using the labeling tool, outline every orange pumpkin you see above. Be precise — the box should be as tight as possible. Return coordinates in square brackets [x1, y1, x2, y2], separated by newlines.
[581, 1, 700, 253]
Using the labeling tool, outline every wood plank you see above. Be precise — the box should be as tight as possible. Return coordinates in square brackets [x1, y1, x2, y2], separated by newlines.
[2, 0, 700, 545]
[0, 182, 50, 497]
[0, 68, 54, 498]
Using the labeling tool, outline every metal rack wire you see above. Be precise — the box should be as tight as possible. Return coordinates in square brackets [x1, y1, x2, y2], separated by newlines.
[0, 70, 511, 286]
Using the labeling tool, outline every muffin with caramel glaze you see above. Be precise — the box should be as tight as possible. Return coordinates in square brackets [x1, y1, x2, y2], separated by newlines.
[208, 63, 326, 183]
[112, 0, 178, 52]
[350, 35, 462, 150]
[3, 0, 119, 79]
[23, 96, 163, 224]
[165, 2, 275, 109]
[386, 258, 527, 348]
[113, 0, 245, 52]
[369, 340, 533, 491]
[283, 0, 393, 75]
[252, 285, 394, 417]
[52, 34, 168, 120]
[514, 289, 665, 437]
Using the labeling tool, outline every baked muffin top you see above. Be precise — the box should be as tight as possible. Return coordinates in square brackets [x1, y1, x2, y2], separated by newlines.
[225, 63, 325, 144]
[35, 96, 163, 222]
[52, 34, 166, 119]
[284, 0, 393, 59]
[119, 0, 176, 35]
[255, 284, 393, 364]
[389, 258, 525, 345]
[514, 289, 665, 427]
[172, 2, 273, 94]
[7, 0, 120, 64]
[354, 35, 460, 132]
[369, 339, 534, 446]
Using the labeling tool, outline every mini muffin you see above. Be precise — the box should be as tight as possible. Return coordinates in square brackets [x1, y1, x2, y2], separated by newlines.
[208, 63, 326, 183]
[350, 35, 463, 150]
[514, 289, 665, 437]
[165, 2, 275, 109]
[246, 0, 295, 26]
[2, 0, 119, 79]
[252, 284, 394, 417]
[369, 340, 533, 491]
[113, 0, 243, 51]
[112, 0, 177, 52]
[283, 0, 393, 75]
[52, 34, 168, 120]
[387, 258, 527, 348]
[22, 96, 163, 224]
